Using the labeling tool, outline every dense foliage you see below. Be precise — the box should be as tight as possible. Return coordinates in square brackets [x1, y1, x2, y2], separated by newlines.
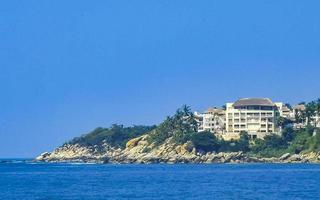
[186, 131, 250, 153]
[68, 124, 156, 149]
[147, 104, 320, 157]
[67, 99, 320, 158]
[147, 105, 198, 145]
[249, 126, 320, 157]
[147, 105, 251, 153]
[186, 127, 320, 157]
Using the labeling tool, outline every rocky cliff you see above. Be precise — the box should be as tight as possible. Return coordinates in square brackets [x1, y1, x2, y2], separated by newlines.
[36, 134, 320, 164]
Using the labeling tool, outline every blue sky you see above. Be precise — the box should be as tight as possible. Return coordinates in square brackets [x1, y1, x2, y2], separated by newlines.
[1, 0, 320, 157]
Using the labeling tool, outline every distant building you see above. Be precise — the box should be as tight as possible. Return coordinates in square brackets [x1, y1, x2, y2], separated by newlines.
[194, 111, 204, 132]
[195, 98, 319, 140]
[194, 108, 225, 135]
[315, 115, 320, 128]
[225, 98, 282, 139]
[292, 104, 307, 129]
[275, 103, 293, 119]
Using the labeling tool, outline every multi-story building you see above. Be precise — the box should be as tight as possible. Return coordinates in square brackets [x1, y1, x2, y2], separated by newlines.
[275, 103, 293, 119]
[195, 98, 318, 140]
[194, 108, 225, 135]
[225, 98, 282, 139]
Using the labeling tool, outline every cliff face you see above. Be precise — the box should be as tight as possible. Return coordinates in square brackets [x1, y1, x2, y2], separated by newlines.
[35, 134, 320, 164]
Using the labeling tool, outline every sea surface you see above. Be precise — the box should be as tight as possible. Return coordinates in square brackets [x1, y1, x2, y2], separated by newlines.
[1, 160, 320, 200]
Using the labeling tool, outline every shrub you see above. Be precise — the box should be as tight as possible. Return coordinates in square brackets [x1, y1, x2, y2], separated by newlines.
[68, 124, 155, 149]
[189, 132, 220, 152]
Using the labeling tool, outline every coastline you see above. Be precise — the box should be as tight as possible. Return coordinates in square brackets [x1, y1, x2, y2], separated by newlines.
[35, 142, 320, 164]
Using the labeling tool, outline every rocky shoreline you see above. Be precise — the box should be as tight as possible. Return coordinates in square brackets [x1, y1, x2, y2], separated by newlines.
[36, 135, 320, 164]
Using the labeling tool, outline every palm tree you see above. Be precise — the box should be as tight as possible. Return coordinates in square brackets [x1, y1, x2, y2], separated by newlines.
[285, 103, 292, 110]
[277, 116, 286, 129]
[305, 101, 317, 126]
[315, 99, 320, 116]
[316, 99, 320, 126]
[173, 105, 198, 133]
[294, 109, 301, 123]
[182, 104, 192, 116]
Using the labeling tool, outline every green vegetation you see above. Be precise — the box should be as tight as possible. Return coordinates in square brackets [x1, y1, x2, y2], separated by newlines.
[147, 105, 198, 145]
[295, 99, 320, 124]
[147, 105, 251, 153]
[250, 126, 320, 157]
[68, 124, 156, 149]
[147, 104, 320, 158]
[67, 99, 320, 158]
[186, 126, 320, 158]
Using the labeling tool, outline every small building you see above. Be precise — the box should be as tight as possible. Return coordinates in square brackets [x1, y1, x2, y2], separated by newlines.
[194, 108, 225, 135]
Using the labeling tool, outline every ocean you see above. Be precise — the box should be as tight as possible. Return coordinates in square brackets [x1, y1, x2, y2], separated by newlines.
[0, 160, 320, 200]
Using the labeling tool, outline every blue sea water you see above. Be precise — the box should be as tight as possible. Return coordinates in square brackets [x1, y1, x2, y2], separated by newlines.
[0, 160, 320, 200]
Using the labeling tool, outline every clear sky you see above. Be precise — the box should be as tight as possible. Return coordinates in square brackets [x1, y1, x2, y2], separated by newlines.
[1, 0, 320, 158]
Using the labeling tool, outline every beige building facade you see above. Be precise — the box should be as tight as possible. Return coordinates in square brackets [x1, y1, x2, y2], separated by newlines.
[225, 98, 281, 139]
[195, 98, 318, 140]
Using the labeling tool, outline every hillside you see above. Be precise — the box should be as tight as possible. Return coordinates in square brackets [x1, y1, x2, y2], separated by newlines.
[36, 106, 320, 164]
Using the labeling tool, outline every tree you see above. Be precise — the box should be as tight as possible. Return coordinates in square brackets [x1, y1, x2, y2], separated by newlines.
[277, 116, 293, 129]
[317, 99, 320, 114]
[305, 101, 317, 126]
[237, 132, 250, 152]
[285, 103, 292, 110]
[282, 127, 295, 142]
[190, 132, 220, 152]
[175, 105, 198, 134]
[277, 116, 286, 128]
[295, 108, 306, 124]
[259, 134, 287, 149]
[149, 105, 199, 145]
[316, 99, 320, 125]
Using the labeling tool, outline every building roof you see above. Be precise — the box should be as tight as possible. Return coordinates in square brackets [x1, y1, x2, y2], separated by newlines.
[205, 108, 225, 114]
[282, 106, 291, 112]
[233, 98, 275, 107]
[293, 104, 306, 110]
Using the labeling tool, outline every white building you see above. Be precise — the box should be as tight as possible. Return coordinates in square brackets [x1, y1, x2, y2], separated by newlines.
[225, 98, 282, 139]
[315, 115, 320, 128]
[275, 103, 293, 119]
[195, 98, 318, 140]
[195, 108, 225, 135]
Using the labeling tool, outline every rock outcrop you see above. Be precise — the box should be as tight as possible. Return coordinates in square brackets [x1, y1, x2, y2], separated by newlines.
[36, 135, 320, 164]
